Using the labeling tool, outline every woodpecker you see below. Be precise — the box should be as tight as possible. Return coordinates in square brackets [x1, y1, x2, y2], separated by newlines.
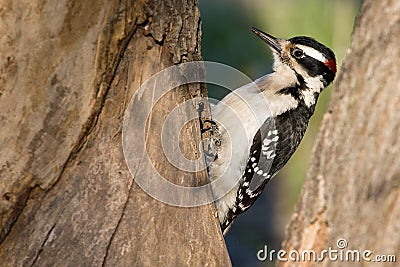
[207, 27, 336, 234]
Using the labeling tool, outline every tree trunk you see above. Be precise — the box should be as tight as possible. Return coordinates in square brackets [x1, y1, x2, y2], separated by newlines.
[280, 0, 400, 266]
[0, 0, 230, 266]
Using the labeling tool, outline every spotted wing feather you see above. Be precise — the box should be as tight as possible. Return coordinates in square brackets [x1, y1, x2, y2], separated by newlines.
[221, 117, 278, 232]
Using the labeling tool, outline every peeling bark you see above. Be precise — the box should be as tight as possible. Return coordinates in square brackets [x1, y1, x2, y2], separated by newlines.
[0, 0, 230, 266]
[280, 0, 400, 266]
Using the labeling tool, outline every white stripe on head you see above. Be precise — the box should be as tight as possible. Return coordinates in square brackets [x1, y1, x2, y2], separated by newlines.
[297, 44, 327, 63]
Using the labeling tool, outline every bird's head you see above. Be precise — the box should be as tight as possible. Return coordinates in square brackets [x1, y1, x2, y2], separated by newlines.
[251, 27, 336, 88]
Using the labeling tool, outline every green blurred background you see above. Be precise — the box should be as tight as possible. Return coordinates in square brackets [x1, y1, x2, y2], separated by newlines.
[199, 0, 362, 265]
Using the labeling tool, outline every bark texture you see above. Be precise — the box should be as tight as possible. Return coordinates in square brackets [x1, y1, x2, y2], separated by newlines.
[280, 0, 400, 266]
[0, 0, 230, 266]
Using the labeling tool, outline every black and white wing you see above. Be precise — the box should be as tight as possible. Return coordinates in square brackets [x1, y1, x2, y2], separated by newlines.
[221, 117, 279, 233]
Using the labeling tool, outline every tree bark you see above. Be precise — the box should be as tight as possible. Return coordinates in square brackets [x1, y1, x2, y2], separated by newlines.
[0, 0, 230, 266]
[280, 0, 400, 266]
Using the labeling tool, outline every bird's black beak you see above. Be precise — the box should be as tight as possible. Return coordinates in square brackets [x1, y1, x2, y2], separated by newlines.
[251, 27, 282, 53]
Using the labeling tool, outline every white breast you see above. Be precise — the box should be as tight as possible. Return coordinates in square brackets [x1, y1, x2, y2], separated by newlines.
[208, 70, 300, 222]
[208, 81, 272, 221]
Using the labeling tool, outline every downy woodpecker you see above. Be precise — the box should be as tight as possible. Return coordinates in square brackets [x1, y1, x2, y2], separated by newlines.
[208, 28, 336, 234]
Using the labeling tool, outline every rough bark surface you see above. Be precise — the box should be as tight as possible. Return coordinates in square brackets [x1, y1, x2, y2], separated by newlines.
[0, 0, 230, 266]
[280, 0, 400, 266]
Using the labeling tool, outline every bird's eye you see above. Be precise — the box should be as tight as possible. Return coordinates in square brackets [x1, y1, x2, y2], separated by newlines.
[292, 48, 304, 59]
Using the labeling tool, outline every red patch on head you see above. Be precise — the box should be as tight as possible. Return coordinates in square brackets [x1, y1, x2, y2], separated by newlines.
[324, 59, 337, 73]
